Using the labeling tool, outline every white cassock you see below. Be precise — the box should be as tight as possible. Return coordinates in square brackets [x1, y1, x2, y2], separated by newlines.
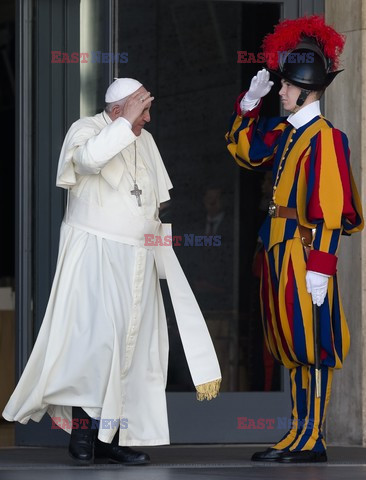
[3, 112, 221, 446]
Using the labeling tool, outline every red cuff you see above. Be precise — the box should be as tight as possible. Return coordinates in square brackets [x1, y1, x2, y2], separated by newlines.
[234, 91, 262, 117]
[306, 250, 338, 276]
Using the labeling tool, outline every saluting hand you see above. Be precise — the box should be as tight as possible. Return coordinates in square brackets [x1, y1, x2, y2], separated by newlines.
[121, 90, 154, 125]
[246, 69, 274, 102]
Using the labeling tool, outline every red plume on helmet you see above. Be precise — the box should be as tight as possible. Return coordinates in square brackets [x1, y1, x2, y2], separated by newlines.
[262, 15, 345, 71]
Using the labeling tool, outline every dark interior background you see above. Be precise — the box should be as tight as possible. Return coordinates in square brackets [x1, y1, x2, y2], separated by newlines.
[116, 0, 282, 392]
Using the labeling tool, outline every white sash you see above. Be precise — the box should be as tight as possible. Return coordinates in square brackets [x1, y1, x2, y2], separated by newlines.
[65, 193, 221, 393]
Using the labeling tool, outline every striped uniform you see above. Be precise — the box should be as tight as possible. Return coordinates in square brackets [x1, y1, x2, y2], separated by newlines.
[226, 93, 364, 452]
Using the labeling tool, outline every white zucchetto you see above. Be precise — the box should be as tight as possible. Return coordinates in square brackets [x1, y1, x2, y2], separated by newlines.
[105, 78, 142, 103]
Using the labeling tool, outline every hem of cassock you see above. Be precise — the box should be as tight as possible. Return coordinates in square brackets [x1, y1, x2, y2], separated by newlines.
[1, 411, 15, 422]
[97, 436, 170, 446]
[1, 411, 38, 425]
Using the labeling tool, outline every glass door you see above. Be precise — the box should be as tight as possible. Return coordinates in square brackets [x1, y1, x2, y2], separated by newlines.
[116, 0, 298, 443]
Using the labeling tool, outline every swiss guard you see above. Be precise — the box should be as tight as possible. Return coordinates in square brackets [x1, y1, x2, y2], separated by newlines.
[226, 15, 364, 463]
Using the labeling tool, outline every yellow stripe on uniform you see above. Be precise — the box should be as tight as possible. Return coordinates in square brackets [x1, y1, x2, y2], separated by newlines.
[274, 119, 327, 207]
[228, 115, 287, 168]
[302, 368, 333, 452]
[260, 256, 280, 361]
[261, 248, 291, 365]
[269, 245, 293, 367]
[296, 147, 313, 228]
[289, 240, 314, 364]
[348, 170, 364, 233]
[318, 224, 335, 252]
[226, 114, 245, 144]
[236, 119, 254, 164]
[274, 368, 300, 450]
[336, 284, 350, 368]
[319, 128, 344, 229]
[277, 241, 297, 365]
[290, 368, 312, 451]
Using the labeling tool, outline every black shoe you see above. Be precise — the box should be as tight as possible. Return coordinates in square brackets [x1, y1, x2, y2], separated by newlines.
[278, 450, 327, 463]
[95, 439, 150, 465]
[68, 431, 95, 465]
[68, 407, 95, 465]
[251, 448, 286, 462]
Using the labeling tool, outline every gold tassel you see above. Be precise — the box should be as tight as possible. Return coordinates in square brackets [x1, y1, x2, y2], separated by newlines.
[195, 378, 221, 401]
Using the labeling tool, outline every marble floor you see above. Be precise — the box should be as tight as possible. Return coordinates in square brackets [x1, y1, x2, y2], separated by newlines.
[0, 445, 365, 480]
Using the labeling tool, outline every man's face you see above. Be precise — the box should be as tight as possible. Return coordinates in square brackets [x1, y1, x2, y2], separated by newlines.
[278, 79, 302, 112]
[204, 188, 223, 216]
[130, 86, 151, 136]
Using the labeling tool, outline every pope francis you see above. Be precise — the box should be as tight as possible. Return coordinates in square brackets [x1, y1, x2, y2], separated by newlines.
[2, 78, 221, 465]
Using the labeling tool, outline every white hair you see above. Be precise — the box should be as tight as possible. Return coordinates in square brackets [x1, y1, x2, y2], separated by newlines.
[105, 97, 127, 113]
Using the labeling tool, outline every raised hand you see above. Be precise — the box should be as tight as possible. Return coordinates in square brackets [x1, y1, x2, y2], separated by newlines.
[246, 69, 274, 102]
[121, 90, 154, 125]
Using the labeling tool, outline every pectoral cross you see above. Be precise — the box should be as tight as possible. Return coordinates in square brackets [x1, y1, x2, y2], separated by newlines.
[131, 183, 142, 207]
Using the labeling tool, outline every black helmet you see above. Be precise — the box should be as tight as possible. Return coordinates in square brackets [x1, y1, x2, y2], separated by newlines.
[269, 38, 343, 91]
[262, 16, 345, 106]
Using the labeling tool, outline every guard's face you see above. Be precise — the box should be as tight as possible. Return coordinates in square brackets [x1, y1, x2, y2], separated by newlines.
[279, 79, 302, 112]
[131, 86, 151, 136]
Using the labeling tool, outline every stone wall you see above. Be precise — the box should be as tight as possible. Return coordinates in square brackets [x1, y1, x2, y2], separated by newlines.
[325, 0, 366, 446]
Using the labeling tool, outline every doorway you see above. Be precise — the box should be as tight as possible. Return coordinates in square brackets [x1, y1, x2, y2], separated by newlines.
[115, 0, 295, 443]
[13, 0, 326, 446]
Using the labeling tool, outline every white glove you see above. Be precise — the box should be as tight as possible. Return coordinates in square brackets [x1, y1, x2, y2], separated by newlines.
[240, 69, 274, 112]
[306, 270, 330, 307]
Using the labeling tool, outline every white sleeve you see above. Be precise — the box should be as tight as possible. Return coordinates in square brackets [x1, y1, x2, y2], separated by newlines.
[73, 117, 136, 175]
[239, 95, 260, 114]
[120, 117, 132, 129]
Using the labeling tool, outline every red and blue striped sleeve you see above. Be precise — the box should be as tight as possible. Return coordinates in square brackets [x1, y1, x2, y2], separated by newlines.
[305, 127, 364, 275]
[226, 92, 287, 171]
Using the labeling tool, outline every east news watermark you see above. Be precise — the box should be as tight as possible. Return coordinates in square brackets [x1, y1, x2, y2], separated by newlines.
[51, 51, 128, 63]
[237, 51, 315, 64]
[51, 416, 128, 430]
[237, 417, 317, 430]
[144, 234, 222, 247]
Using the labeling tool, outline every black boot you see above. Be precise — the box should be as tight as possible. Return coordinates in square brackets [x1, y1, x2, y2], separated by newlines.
[68, 407, 96, 465]
[95, 431, 150, 465]
[278, 450, 327, 463]
[251, 447, 286, 462]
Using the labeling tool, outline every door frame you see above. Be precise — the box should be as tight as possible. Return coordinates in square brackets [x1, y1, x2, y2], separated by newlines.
[15, 0, 324, 445]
